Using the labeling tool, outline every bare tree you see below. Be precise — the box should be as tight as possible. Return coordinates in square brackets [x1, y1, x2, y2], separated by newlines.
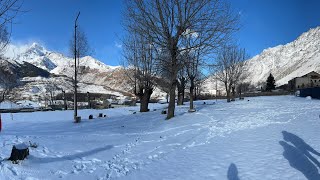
[123, 32, 156, 112]
[125, 0, 238, 119]
[69, 27, 91, 60]
[194, 72, 207, 100]
[214, 45, 248, 102]
[0, 0, 23, 55]
[69, 26, 92, 82]
[183, 39, 205, 111]
[236, 82, 250, 99]
[46, 83, 60, 106]
[0, 26, 9, 56]
[0, 0, 23, 101]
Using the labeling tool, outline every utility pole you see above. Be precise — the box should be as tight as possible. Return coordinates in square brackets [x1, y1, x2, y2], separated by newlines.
[74, 12, 80, 122]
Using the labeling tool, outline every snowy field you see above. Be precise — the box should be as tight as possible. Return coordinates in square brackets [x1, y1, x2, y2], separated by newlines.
[1, 95, 320, 180]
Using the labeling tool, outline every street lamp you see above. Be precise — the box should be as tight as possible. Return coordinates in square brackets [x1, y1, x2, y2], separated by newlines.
[74, 12, 80, 122]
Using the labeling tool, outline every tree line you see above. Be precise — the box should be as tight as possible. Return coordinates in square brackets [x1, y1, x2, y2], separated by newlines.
[0, 0, 262, 121]
[122, 0, 250, 119]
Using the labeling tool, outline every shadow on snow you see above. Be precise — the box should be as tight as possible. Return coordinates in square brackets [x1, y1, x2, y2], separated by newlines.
[31, 145, 113, 164]
[280, 131, 320, 180]
[227, 163, 240, 180]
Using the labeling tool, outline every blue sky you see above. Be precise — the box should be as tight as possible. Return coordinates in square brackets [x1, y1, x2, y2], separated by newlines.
[11, 0, 320, 65]
[231, 0, 320, 57]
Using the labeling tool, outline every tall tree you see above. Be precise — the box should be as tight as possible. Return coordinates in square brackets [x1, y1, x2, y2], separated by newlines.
[266, 73, 276, 91]
[123, 32, 156, 112]
[125, 0, 238, 119]
[215, 45, 248, 102]
[185, 47, 202, 111]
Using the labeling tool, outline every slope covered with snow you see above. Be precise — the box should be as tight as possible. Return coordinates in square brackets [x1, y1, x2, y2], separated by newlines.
[202, 26, 320, 94]
[4, 43, 120, 73]
[1, 96, 320, 179]
[2, 43, 134, 99]
[246, 26, 320, 86]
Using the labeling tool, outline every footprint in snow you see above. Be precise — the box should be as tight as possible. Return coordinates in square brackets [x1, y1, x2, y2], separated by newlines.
[6, 165, 18, 176]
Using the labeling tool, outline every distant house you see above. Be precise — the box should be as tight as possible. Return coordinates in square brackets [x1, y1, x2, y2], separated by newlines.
[288, 71, 320, 90]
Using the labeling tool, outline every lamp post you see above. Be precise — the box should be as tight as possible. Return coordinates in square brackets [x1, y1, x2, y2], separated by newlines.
[74, 12, 80, 122]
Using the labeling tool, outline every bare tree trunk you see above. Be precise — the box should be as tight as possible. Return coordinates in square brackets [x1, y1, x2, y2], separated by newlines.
[177, 92, 183, 106]
[140, 88, 153, 112]
[226, 90, 231, 102]
[62, 90, 67, 110]
[177, 77, 185, 106]
[194, 86, 197, 101]
[182, 89, 185, 104]
[167, 79, 177, 119]
[140, 95, 149, 112]
[238, 84, 242, 99]
[50, 92, 54, 105]
[231, 86, 235, 101]
[189, 78, 195, 111]
[167, 48, 179, 119]
[225, 84, 231, 102]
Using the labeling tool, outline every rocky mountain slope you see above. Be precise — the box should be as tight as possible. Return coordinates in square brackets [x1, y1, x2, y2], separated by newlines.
[245, 26, 320, 86]
[1, 43, 134, 101]
[1, 43, 166, 101]
[202, 26, 320, 94]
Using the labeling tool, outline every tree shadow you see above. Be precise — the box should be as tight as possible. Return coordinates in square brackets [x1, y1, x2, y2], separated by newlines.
[227, 163, 240, 180]
[280, 131, 320, 180]
[31, 145, 113, 164]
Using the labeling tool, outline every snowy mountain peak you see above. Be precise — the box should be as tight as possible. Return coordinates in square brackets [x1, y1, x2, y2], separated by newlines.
[3, 42, 122, 73]
[29, 42, 44, 51]
[24, 43, 47, 57]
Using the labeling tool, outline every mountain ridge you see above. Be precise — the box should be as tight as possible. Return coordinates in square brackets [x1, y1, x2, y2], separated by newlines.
[245, 26, 320, 86]
[2, 26, 320, 99]
[201, 26, 320, 94]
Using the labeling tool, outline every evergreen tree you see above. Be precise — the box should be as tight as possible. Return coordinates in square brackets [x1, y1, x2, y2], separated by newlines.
[266, 73, 276, 91]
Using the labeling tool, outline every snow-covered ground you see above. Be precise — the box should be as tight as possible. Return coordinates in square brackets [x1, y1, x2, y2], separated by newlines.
[1, 96, 320, 179]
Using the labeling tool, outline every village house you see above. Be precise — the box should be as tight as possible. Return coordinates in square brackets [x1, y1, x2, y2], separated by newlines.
[288, 71, 320, 90]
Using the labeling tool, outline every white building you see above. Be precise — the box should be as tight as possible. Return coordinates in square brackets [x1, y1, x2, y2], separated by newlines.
[288, 71, 320, 90]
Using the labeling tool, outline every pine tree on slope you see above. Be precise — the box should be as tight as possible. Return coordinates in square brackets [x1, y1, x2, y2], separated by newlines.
[266, 73, 276, 91]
